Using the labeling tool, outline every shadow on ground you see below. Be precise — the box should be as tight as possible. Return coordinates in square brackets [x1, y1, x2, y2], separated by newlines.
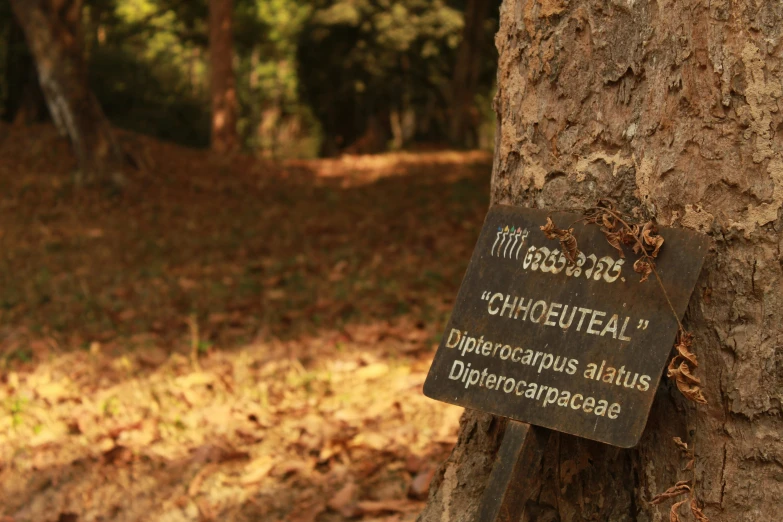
[0, 124, 491, 522]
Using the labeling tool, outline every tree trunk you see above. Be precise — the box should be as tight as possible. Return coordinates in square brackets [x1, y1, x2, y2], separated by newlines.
[209, 0, 239, 153]
[11, 63, 50, 126]
[4, 14, 48, 124]
[449, 0, 493, 149]
[420, 1, 783, 521]
[9, 0, 124, 183]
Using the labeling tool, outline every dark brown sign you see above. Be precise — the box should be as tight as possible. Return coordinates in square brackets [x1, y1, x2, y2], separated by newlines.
[423, 206, 709, 447]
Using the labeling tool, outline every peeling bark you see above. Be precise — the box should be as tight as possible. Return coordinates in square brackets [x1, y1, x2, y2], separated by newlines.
[9, 0, 125, 183]
[421, 1, 783, 521]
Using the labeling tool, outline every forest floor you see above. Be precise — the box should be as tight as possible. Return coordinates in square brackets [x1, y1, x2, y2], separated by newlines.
[0, 124, 492, 522]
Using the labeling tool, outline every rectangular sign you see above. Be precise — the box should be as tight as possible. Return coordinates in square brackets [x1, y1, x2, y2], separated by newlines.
[423, 205, 709, 447]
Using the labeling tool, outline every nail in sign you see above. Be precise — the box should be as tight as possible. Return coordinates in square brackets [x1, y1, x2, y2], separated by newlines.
[423, 206, 709, 447]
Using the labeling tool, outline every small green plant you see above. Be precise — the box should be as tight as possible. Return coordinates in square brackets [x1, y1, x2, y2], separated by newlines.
[8, 348, 33, 363]
[10, 397, 27, 428]
[197, 340, 212, 354]
[102, 396, 120, 418]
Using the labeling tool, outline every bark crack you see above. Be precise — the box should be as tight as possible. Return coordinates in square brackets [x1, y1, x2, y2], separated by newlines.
[719, 444, 728, 509]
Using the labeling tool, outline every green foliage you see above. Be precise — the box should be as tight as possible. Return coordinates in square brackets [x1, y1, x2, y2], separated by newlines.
[85, 0, 211, 147]
[298, 0, 467, 154]
[5, 0, 497, 156]
[234, 0, 322, 156]
[81, 0, 324, 154]
[90, 45, 211, 147]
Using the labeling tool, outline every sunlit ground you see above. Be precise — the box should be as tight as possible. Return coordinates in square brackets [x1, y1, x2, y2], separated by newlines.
[0, 124, 492, 521]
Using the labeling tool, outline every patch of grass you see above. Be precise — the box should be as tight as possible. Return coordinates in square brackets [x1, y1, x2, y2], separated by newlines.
[394, 300, 411, 316]
[34, 267, 52, 287]
[7, 348, 33, 364]
[197, 340, 212, 354]
[238, 274, 263, 297]
[102, 396, 120, 418]
[422, 269, 445, 289]
[10, 397, 27, 427]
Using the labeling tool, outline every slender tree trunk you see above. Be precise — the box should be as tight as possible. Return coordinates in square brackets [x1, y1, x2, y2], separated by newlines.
[449, 0, 493, 149]
[209, 0, 239, 153]
[4, 11, 49, 125]
[9, 0, 124, 183]
[420, 1, 783, 521]
[6, 14, 49, 126]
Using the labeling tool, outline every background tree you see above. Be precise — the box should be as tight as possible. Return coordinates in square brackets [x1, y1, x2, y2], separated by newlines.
[208, 0, 238, 153]
[1, 10, 49, 124]
[9, 0, 125, 182]
[297, 0, 468, 156]
[85, 0, 213, 148]
[2, 0, 501, 158]
[419, 1, 783, 521]
[448, 0, 494, 149]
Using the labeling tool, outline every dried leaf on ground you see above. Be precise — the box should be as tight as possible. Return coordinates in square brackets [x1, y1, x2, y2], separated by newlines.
[233, 458, 275, 486]
[188, 463, 217, 496]
[190, 444, 250, 464]
[356, 499, 420, 515]
[102, 444, 133, 465]
[328, 481, 359, 517]
[0, 131, 475, 522]
[355, 362, 390, 380]
[107, 420, 144, 440]
[288, 501, 327, 522]
[409, 467, 436, 500]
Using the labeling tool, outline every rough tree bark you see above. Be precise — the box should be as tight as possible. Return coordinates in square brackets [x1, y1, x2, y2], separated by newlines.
[209, 0, 239, 153]
[449, 0, 494, 149]
[9, 0, 125, 183]
[420, 1, 782, 521]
